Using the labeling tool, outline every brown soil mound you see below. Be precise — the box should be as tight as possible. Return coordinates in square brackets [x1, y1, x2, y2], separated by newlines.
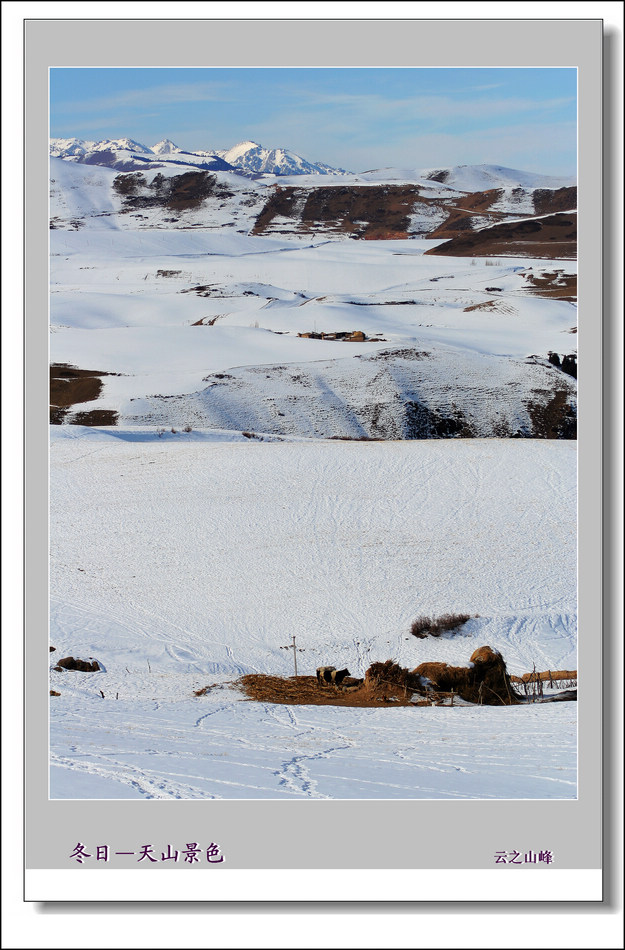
[425, 212, 577, 260]
[54, 656, 101, 673]
[414, 646, 520, 705]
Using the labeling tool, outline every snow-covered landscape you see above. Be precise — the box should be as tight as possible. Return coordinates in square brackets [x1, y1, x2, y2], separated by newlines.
[49, 136, 578, 800]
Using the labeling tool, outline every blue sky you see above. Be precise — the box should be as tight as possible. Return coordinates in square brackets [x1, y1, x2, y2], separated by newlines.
[50, 67, 577, 175]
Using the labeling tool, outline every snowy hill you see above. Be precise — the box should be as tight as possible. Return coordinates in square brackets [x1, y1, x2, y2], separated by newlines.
[49, 155, 576, 248]
[419, 163, 575, 192]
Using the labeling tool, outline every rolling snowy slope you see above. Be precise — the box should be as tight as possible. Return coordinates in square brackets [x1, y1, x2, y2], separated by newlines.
[50, 227, 577, 434]
[50, 434, 577, 800]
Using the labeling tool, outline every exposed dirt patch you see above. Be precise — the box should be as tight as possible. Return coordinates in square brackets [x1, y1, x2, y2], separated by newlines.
[426, 187, 576, 243]
[192, 315, 223, 326]
[112, 172, 147, 195]
[50, 364, 118, 425]
[424, 169, 450, 184]
[252, 187, 303, 232]
[253, 184, 422, 238]
[425, 212, 577, 260]
[532, 186, 577, 216]
[521, 269, 577, 301]
[367, 348, 430, 361]
[166, 172, 223, 211]
[427, 190, 512, 240]
[454, 188, 505, 213]
[50, 406, 69, 424]
[427, 209, 483, 240]
[302, 185, 418, 237]
[113, 170, 231, 213]
[181, 284, 230, 298]
[526, 386, 577, 439]
[463, 299, 517, 314]
[50, 364, 107, 409]
[404, 400, 475, 439]
[71, 409, 119, 426]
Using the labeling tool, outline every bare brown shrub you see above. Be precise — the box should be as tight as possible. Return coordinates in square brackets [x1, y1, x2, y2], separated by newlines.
[410, 613, 477, 639]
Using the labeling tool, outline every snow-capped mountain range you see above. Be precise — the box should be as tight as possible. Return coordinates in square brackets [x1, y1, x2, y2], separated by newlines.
[49, 137, 348, 177]
[49, 136, 575, 190]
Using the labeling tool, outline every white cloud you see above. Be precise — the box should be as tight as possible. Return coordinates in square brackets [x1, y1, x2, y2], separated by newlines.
[288, 89, 575, 124]
[54, 81, 233, 116]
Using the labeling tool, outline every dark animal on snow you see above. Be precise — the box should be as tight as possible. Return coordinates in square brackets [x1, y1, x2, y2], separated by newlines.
[316, 666, 351, 686]
[317, 666, 336, 684]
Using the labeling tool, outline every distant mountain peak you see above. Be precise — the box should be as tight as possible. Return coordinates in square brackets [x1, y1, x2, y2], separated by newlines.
[151, 139, 182, 154]
[93, 137, 153, 154]
[220, 140, 348, 176]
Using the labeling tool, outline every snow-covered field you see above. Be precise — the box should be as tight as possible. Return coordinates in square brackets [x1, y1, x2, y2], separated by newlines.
[50, 433, 577, 800]
[49, 156, 577, 800]
[50, 229, 577, 434]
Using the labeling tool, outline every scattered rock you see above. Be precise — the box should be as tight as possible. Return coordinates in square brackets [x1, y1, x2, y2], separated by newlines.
[50, 690, 61, 696]
[54, 656, 101, 673]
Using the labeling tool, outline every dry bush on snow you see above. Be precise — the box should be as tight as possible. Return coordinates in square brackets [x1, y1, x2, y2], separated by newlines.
[410, 612, 477, 639]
